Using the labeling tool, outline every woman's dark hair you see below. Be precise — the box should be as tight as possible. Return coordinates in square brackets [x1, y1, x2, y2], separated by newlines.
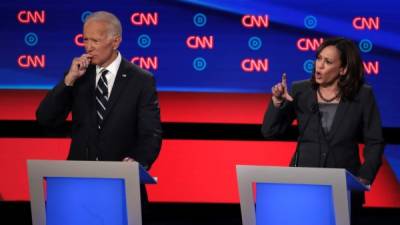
[311, 37, 365, 100]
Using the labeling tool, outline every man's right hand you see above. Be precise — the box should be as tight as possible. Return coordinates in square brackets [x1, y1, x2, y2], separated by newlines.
[64, 54, 92, 86]
[271, 73, 294, 107]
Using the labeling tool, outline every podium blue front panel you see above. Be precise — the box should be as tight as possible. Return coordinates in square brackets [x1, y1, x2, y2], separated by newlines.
[256, 183, 335, 225]
[46, 177, 127, 225]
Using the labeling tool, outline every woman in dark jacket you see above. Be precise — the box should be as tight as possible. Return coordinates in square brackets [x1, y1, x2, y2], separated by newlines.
[261, 37, 385, 221]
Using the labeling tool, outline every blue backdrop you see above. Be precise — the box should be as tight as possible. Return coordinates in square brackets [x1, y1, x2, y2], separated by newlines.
[1, 0, 399, 127]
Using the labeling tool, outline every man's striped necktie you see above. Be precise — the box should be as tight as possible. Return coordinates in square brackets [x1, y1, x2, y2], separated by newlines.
[95, 69, 108, 130]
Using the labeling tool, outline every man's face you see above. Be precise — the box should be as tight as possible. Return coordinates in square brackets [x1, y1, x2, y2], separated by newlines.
[83, 20, 121, 68]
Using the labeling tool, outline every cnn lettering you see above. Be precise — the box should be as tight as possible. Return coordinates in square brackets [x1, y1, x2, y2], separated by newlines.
[18, 54, 46, 68]
[74, 33, 84, 47]
[363, 61, 379, 75]
[241, 58, 268, 72]
[131, 12, 158, 26]
[186, 36, 214, 49]
[131, 57, 158, 70]
[352, 17, 380, 30]
[297, 38, 324, 51]
[17, 10, 45, 24]
[241, 15, 269, 28]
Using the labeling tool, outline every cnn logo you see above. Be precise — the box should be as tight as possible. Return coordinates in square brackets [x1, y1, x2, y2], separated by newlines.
[186, 36, 214, 49]
[242, 15, 269, 28]
[17, 10, 45, 24]
[297, 38, 324, 51]
[131, 12, 158, 26]
[17, 55, 46, 68]
[241, 59, 268, 72]
[352, 17, 380, 30]
[131, 57, 158, 70]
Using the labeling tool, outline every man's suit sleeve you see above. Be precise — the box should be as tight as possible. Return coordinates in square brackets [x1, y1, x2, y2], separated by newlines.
[358, 87, 385, 184]
[36, 81, 73, 127]
[133, 75, 162, 169]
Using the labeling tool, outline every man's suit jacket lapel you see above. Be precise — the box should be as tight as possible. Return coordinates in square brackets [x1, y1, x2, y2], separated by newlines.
[101, 59, 131, 124]
[86, 66, 98, 129]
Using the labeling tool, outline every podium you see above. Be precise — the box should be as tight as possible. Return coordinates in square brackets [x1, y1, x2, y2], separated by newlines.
[27, 160, 156, 225]
[236, 166, 369, 225]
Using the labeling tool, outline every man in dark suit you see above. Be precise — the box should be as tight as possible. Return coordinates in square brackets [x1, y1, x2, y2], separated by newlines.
[36, 11, 162, 170]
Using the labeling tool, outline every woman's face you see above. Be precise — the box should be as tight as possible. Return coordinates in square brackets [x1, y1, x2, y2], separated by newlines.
[314, 45, 346, 88]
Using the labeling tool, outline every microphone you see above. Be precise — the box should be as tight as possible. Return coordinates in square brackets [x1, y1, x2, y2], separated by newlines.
[293, 102, 319, 167]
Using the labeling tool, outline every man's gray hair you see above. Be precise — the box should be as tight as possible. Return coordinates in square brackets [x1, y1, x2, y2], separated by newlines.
[85, 11, 122, 37]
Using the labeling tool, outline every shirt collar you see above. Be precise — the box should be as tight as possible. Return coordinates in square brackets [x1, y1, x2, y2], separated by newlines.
[96, 51, 122, 76]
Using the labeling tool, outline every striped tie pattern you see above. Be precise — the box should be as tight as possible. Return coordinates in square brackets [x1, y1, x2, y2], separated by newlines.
[95, 69, 108, 130]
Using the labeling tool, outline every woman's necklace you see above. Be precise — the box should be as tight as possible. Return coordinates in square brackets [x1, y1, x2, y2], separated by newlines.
[317, 88, 340, 102]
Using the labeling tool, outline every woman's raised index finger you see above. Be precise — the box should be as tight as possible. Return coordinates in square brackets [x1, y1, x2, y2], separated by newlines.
[281, 72, 287, 87]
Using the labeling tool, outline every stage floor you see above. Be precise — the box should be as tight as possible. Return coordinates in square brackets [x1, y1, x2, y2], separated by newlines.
[1, 202, 399, 225]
